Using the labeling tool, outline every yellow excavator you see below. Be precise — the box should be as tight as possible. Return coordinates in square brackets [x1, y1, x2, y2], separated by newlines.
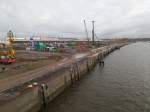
[0, 30, 16, 64]
[7, 30, 16, 57]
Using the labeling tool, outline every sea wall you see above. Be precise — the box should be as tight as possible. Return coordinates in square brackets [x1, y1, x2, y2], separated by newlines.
[0, 43, 127, 112]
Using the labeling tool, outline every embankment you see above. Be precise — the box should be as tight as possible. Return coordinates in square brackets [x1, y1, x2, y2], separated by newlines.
[0, 43, 127, 112]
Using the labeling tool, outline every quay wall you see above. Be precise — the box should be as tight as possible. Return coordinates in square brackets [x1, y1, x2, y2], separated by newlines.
[0, 43, 127, 112]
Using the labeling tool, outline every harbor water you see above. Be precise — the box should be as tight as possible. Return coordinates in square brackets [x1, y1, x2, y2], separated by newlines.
[48, 42, 150, 112]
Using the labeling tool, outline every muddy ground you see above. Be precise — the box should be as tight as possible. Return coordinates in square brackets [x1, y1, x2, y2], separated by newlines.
[0, 50, 67, 79]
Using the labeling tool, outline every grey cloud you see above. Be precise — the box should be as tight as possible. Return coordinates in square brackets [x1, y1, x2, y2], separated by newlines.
[0, 0, 150, 38]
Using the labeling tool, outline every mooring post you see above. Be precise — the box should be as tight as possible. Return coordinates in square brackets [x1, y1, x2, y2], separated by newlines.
[39, 84, 48, 112]
[75, 62, 80, 80]
[70, 67, 73, 85]
[86, 60, 90, 72]
[72, 65, 76, 82]
[64, 75, 67, 85]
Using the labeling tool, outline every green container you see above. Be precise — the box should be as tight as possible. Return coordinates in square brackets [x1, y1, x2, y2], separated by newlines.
[35, 42, 47, 51]
[52, 48, 58, 52]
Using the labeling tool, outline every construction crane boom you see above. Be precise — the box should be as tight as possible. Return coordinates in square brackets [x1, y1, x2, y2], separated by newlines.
[83, 20, 89, 42]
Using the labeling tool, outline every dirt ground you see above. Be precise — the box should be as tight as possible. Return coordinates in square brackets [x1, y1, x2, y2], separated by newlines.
[0, 50, 67, 79]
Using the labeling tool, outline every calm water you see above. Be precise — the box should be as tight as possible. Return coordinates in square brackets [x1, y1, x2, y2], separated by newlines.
[48, 42, 150, 112]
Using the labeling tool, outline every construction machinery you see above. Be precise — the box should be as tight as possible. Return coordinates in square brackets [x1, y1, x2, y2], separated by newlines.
[0, 30, 16, 64]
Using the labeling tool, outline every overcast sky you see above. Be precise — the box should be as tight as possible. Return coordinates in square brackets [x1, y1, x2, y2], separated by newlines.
[0, 0, 150, 38]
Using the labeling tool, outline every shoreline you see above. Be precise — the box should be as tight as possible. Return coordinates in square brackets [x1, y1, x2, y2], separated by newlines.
[0, 42, 128, 112]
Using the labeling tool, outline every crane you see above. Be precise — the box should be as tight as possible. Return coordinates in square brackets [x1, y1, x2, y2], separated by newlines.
[0, 30, 16, 64]
[83, 20, 90, 43]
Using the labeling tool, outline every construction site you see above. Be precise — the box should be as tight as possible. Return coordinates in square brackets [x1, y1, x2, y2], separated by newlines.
[0, 28, 128, 112]
[0, 15, 132, 112]
[0, 28, 127, 78]
[0, 30, 92, 77]
[1, 0, 150, 112]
